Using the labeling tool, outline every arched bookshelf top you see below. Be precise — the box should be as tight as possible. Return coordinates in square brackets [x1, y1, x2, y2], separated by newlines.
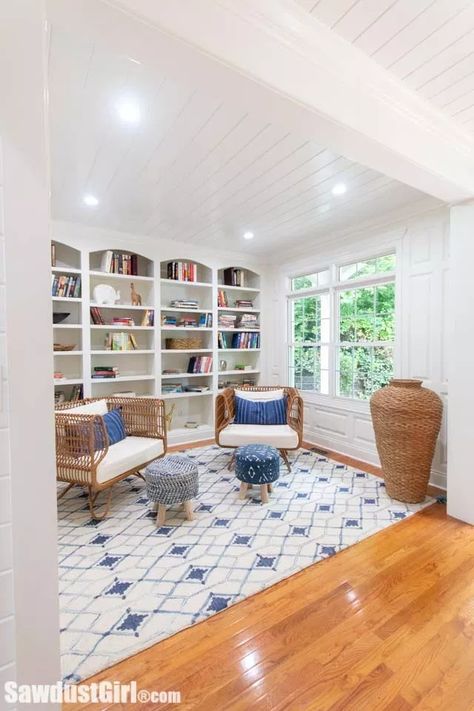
[160, 259, 212, 285]
[89, 249, 154, 279]
[51, 240, 81, 272]
[218, 266, 260, 291]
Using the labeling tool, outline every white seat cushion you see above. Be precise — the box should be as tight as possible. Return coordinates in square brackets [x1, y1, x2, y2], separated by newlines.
[235, 389, 285, 401]
[96, 436, 164, 484]
[219, 424, 298, 449]
[57, 399, 108, 416]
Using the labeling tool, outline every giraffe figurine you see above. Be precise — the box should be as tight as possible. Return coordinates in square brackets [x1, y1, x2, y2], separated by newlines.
[130, 283, 142, 306]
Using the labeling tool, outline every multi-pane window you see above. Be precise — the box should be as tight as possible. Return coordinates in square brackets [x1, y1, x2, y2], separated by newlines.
[337, 283, 395, 399]
[288, 253, 395, 400]
[288, 293, 329, 393]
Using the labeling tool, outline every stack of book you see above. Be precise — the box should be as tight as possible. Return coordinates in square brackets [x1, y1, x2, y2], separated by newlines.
[236, 299, 253, 309]
[112, 317, 135, 327]
[170, 299, 199, 309]
[92, 366, 119, 379]
[162, 382, 184, 394]
[236, 313, 259, 329]
[218, 332, 260, 349]
[52, 274, 81, 298]
[167, 262, 197, 282]
[90, 307, 105, 325]
[217, 290, 228, 307]
[162, 315, 177, 327]
[218, 313, 237, 329]
[185, 385, 210, 393]
[223, 268, 244, 287]
[100, 251, 139, 275]
[104, 332, 138, 351]
[179, 316, 198, 328]
[187, 356, 213, 374]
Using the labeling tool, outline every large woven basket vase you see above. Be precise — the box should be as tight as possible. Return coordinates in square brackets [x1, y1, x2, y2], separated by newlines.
[370, 379, 443, 503]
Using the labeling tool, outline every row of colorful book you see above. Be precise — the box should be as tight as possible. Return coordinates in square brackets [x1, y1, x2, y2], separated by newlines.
[166, 262, 198, 282]
[100, 251, 140, 275]
[187, 355, 213, 373]
[218, 332, 260, 349]
[52, 274, 81, 298]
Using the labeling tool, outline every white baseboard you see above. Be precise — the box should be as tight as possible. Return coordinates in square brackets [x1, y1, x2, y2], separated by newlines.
[304, 428, 447, 491]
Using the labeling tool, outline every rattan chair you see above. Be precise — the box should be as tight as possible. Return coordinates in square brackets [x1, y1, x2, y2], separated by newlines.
[215, 386, 303, 471]
[56, 396, 167, 519]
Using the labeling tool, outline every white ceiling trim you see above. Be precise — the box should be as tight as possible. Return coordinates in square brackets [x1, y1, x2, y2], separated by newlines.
[102, 0, 474, 203]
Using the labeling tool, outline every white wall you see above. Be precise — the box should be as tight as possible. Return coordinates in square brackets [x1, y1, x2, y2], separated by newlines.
[447, 203, 474, 524]
[0, 2, 61, 707]
[270, 208, 449, 489]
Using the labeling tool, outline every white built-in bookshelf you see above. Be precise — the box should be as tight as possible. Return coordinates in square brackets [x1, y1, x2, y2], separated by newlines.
[52, 243, 261, 443]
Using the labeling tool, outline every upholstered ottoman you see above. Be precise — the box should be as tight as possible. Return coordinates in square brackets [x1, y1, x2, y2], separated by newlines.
[144, 455, 199, 526]
[235, 444, 280, 503]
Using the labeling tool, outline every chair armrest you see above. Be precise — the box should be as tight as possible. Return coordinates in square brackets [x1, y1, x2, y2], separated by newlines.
[55, 413, 108, 471]
[215, 388, 234, 437]
[107, 397, 167, 447]
[287, 393, 304, 446]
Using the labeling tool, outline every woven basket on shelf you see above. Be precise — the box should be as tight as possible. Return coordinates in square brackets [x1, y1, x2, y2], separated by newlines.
[165, 337, 202, 350]
[370, 379, 443, 503]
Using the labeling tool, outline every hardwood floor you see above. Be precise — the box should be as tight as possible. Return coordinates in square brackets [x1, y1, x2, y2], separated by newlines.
[64, 453, 474, 710]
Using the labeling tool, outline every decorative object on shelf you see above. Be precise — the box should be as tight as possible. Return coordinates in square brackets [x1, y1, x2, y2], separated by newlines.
[165, 337, 202, 350]
[370, 379, 443, 504]
[164, 403, 176, 427]
[104, 332, 138, 351]
[53, 344, 76, 352]
[141, 309, 154, 327]
[219, 359, 227, 371]
[184, 421, 199, 429]
[217, 289, 228, 307]
[51, 243, 56, 267]
[130, 283, 142, 306]
[93, 284, 120, 305]
[53, 312, 70, 324]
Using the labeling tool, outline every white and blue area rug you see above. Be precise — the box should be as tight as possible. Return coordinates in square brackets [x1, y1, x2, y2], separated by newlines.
[58, 445, 432, 682]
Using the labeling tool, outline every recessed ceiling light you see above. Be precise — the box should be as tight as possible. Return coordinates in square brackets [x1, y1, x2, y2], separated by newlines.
[331, 183, 347, 196]
[83, 194, 99, 207]
[116, 98, 141, 124]
[243, 231, 254, 240]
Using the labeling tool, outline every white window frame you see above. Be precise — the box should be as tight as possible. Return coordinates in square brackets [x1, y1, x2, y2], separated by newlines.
[287, 252, 397, 404]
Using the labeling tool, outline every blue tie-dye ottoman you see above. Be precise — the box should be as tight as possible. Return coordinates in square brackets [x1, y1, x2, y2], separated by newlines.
[235, 444, 280, 504]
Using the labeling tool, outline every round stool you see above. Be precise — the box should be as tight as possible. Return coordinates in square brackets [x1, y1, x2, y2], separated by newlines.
[235, 444, 280, 503]
[144, 455, 199, 526]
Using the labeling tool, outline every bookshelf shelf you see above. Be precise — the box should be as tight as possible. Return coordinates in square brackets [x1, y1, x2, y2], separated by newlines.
[218, 284, 260, 293]
[54, 378, 83, 386]
[218, 328, 260, 333]
[90, 325, 154, 331]
[90, 302, 152, 311]
[161, 349, 212, 354]
[219, 369, 260, 375]
[161, 372, 213, 379]
[218, 348, 261, 352]
[160, 278, 212, 288]
[52, 266, 81, 275]
[54, 351, 83, 356]
[90, 375, 155, 383]
[53, 324, 82, 330]
[161, 326, 212, 332]
[52, 296, 82, 303]
[91, 350, 154, 355]
[218, 306, 260, 313]
[90, 270, 153, 283]
[161, 307, 213, 314]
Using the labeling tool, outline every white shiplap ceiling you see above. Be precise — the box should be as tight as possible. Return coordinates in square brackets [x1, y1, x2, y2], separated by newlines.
[48, 4, 440, 256]
[297, 0, 474, 136]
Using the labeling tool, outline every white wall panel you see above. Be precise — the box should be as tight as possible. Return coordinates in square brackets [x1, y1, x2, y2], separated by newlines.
[274, 208, 449, 488]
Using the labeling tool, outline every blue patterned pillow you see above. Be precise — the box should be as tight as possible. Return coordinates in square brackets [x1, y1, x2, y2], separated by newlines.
[103, 408, 126, 445]
[234, 396, 287, 425]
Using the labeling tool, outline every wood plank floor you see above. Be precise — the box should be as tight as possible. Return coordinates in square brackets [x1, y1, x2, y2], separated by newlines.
[64, 460, 474, 710]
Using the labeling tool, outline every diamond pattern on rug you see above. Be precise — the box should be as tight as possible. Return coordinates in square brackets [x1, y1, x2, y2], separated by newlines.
[57, 445, 433, 681]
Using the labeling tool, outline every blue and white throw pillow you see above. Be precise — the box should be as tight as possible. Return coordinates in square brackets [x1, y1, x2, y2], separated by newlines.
[234, 396, 287, 425]
[103, 408, 126, 445]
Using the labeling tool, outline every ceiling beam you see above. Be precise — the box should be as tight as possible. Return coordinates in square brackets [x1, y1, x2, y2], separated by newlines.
[104, 0, 474, 203]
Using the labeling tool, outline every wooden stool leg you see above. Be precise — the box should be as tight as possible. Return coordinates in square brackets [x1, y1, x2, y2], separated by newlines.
[228, 451, 236, 471]
[239, 482, 248, 500]
[268, 483, 273, 493]
[183, 500, 194, 521]
[157, 504, 166, 527]
[260, 484, 269, 504]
